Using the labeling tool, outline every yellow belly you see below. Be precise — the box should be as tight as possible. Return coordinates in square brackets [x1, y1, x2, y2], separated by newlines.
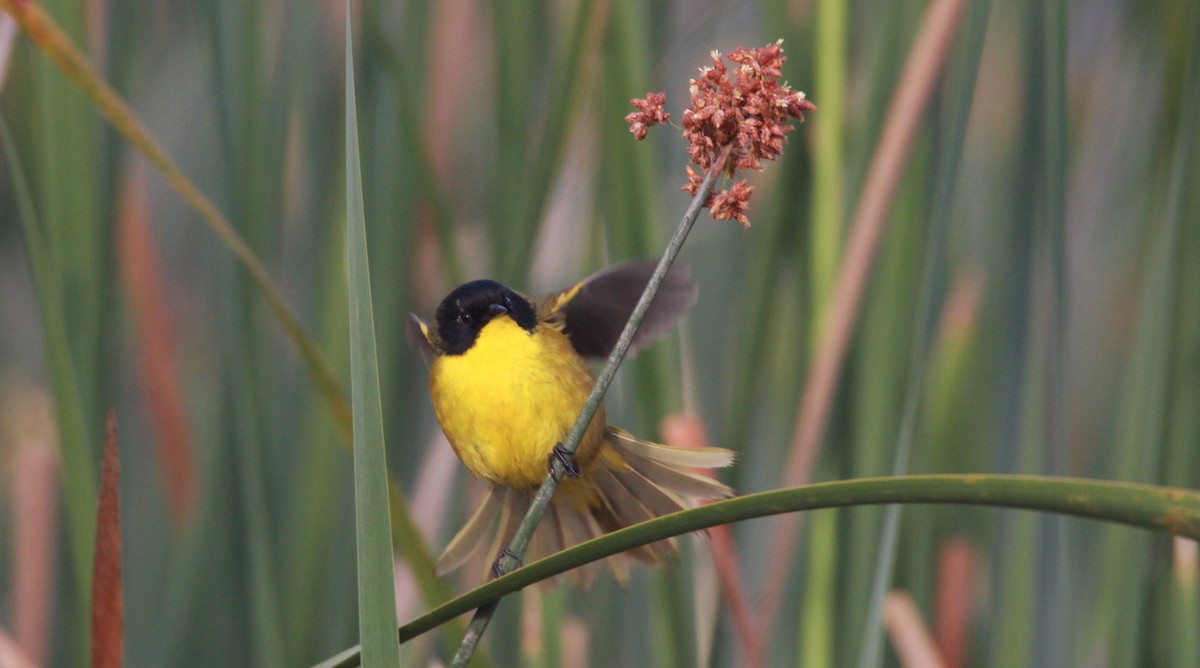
[430, 317, 606, 489]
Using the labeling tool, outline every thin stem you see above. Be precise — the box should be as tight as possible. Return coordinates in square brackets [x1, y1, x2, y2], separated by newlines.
[449, 149, 729, 667]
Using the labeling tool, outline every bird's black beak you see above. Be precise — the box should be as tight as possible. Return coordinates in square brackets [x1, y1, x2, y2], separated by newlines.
[488, 303, 509, 316]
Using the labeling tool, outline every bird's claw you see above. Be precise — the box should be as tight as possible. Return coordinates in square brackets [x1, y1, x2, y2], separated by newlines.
[491, 547, 521, 579]
[549, 442, 581, 479]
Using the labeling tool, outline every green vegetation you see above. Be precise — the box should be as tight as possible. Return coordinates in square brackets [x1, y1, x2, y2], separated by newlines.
[1, 0, 1197, 666]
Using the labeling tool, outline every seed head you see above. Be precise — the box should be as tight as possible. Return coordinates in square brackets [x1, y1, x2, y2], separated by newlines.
[627, 40, 814, 227]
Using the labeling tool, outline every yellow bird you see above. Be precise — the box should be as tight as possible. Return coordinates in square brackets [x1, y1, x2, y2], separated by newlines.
[409, 260, 735, 586]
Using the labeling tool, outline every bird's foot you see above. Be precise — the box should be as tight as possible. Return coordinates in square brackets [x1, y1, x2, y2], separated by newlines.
[549, 442, 581, 479]
[491, 547, 521, 579]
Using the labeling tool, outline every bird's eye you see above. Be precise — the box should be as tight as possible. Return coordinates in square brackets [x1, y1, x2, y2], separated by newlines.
[457, 313, 473, 326]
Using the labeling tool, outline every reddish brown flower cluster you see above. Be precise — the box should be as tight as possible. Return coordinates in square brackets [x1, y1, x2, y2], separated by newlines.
[626, 91, 670, 140]
[709, 179, 754, 228]
[626, 40, 814, 227]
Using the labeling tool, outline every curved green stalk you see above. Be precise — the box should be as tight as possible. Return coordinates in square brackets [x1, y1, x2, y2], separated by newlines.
[314, 473, 1200, 667]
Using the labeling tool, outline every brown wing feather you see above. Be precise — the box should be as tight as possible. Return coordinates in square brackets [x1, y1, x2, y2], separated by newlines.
[538, 259, 697, 359]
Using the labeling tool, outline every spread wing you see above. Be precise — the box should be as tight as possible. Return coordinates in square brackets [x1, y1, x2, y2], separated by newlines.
[539, 259, 697, 359]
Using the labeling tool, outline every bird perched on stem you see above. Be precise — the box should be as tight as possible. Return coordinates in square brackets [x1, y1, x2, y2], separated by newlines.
[409, 260, 735, 587]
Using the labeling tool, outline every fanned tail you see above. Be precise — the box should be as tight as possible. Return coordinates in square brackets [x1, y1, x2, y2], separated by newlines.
[436, 484, 502, 575]
[436, 427, 735, 588]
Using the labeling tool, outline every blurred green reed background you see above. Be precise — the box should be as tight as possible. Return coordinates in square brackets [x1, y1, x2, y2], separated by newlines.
[1, 0, 1198, 666]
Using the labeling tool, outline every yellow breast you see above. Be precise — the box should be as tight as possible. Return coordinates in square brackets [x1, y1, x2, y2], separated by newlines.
[430, 316, 604, 489]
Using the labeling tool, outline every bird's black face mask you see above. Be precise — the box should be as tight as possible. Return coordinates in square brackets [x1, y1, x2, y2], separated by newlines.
[434, 280, 538, 355]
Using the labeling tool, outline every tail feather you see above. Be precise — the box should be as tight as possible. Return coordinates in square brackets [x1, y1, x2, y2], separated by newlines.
[436, 428, 736, 588]
[609, 426, 736, 469]
[436, 484, 503, 575]
[581, 506, 629, 585]
[589, 487, 667, 566]
[593, 466, 679, 562]
[528, 501, 566, 588]
[553, 503, 602, 588]
[608, 463, 688, 519]
[484, 488, 529, 574]
[621, 451, 734, 500]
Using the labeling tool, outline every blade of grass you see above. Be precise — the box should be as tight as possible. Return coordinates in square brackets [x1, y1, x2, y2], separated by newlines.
[800, 509, 836, 668]
[1, 0, 449, 620]
[500, 0, 604, 283]
[361, 20, 464, 287]
[725, 0, 815, 488]
[284, 220, 350, 659]
[1, 108, 96, 605]
[0, 629, 36, 668]
[660, 414, 760, 666]
[1033, 0, 1072, 662]
[1088, 8, 1199, 661]
[1171, 539, 1200, 668]
[0, 0, 351, 440]
[990, 6, 1046, 664]
[314, 473, 1200, 667]
[345, 5, 400, 665]
[1165, 14, 1200, 664]
[115, 167, 197, 523]
[843, 159, 926, 666]
[1085, 164, 1183, 668]
[855, 2, 990, 665]
[490, 0, 537, 276]
[719, 156, 803, 453]
[881, 591, 945, 668]
[91, 412, 122, 668]
[1038, 0, 1068, 478]
[934, 537, 979, 668]
[0, 12, 15, 79]
[31, 0, 103, 456]
[346, 9, 468, 633]
[810, 0, 846, 338]
[223, 293, 287, 668]
[991, 281, 1041, 667]
[208, 0, 273, 251]
[1087, 236, 1175, 664]
[7, 393, 59, 667]
[760, 0, 967, 633]
[1164, 5, 1200, 501]
[599, 0, 677, 440]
